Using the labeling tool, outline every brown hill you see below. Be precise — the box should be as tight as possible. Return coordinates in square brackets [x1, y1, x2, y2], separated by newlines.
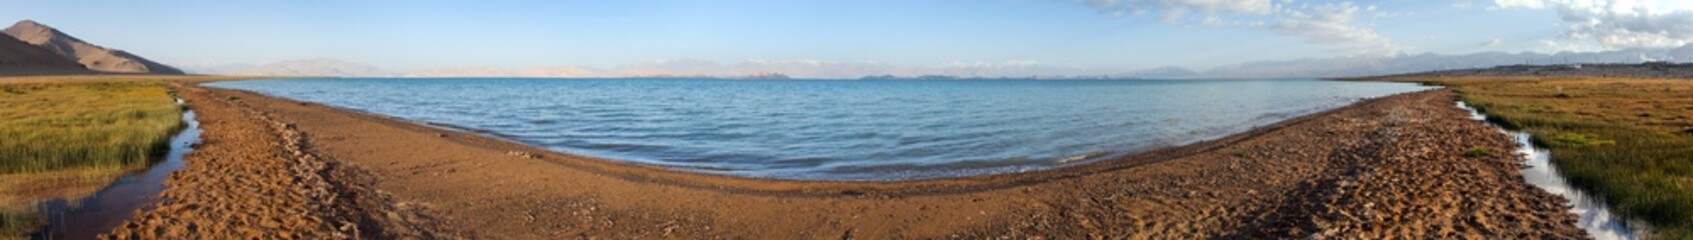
[4, 20, 182, 74]
[0, 33, 90, 75]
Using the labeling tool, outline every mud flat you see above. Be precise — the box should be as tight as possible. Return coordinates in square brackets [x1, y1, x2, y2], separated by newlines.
[106, 83, 1587, 238]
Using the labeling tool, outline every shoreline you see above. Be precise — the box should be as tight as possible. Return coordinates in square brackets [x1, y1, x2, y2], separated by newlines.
[1456, 101, 1638, 239]
[191, 83, 1419, 195]
[107, 81, 1589, 238]
[198, 78, 1413, 182]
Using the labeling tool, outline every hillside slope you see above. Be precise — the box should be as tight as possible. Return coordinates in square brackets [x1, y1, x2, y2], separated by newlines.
[0, 33, 89, 75]
[4, 20, 182, 74]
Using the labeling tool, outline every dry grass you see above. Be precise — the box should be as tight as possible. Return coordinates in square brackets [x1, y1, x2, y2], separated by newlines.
[0, 167, 131, 206]
[1384, 76, 1693, 239]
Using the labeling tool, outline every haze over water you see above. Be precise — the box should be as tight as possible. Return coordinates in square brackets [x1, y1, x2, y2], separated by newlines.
[210, 78, 1431, 180]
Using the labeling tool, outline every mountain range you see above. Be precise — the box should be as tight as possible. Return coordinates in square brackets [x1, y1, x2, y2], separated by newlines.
[0, 20, 183, 75]
[6, 18, 1675, 79]
[1203, 45, 1693, 78]
[190, 59, 1179, 79]
[188, 44, 1693, 79]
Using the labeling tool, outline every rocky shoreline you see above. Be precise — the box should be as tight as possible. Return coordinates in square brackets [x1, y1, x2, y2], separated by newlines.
[102, 83, 1587, 238]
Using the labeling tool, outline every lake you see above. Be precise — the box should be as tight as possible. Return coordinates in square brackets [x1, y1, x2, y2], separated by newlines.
[207, 78, 1432, 181]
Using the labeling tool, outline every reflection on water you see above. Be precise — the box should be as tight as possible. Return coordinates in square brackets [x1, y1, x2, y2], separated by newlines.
[23, 106, 200, 239]
[1456, 101, 1638, 240]
[0, 169, 126, 237]
[210, 78, 1432, 180]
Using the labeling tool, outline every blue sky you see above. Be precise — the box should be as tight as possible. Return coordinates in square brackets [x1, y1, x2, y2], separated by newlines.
[5, 0, 1689, 72]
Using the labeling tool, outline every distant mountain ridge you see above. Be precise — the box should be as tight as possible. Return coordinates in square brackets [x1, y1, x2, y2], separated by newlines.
[1112, 66, 1199, 78]
[218, 58, 395, 77]
[195, 59, 1176, 79]
[1374, 62, 1693, 79]
[4, 20, 183, 74]
[181, 44, 1693, 79]
[1205, 44, 1693, 78]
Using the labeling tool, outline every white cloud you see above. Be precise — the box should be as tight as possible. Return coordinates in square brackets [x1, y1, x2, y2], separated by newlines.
[1492, 0, 1693, 49]
[1082, 0, 1399, 55]
[1482, 38, 1505, 47]
[1084, 0, 1276, 18]
[1201, 16, 1226, 26]
[1540, 39, 1600, 52]
[1453, 0, 1476, 9]
[1492, 0, 1546, 9]
[1274, 2, 1400, 55]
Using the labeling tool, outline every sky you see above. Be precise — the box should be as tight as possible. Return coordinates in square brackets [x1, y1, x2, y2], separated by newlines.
[5, 0, 1693, 73]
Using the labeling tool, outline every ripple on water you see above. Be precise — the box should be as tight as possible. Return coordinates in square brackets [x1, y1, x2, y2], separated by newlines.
[208, 78, 1431, 181]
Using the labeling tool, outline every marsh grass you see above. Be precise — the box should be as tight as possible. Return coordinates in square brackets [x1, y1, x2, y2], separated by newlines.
[0, 81, 184, 173]
[0, 80, 184, 238]
[1401, 77, 1693, 239]
[0, 166, 130, 238]
[0, 207, 37, 240]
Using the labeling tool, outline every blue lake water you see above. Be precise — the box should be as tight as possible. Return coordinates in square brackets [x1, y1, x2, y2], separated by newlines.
[208, 78, 1432, 180]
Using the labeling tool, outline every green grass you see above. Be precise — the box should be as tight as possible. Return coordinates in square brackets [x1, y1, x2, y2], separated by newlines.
[1463, 147, 1493, 158]
[0, 206, 38, 239]
[1402, 77, 1693, 239]
[0, 80, 185, 238]
[0, 76, 225, 238]
[0, 81, 184, 173]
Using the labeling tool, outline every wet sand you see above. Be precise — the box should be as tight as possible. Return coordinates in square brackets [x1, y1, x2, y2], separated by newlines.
[106, 83, 1588, 239]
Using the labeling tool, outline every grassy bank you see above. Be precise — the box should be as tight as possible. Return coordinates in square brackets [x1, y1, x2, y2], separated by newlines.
[0, 167, 130, 239]
[0, 81, 185, 173]
[0, 207, 37, 240]
[0, 76, 252, 238]
[1389, 77, 1693, 239]
[0, 79, 186, 238]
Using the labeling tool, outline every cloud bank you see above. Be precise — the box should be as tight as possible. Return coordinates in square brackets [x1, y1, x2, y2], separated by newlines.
[1083, 0, 1275, 18]
[1493, 0, 1693, 49]
[1274, 2, 1398, 55]
[1081, 0, 1400, 55]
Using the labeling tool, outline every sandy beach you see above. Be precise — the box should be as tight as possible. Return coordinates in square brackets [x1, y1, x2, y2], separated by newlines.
[101, 82, 1588, 239]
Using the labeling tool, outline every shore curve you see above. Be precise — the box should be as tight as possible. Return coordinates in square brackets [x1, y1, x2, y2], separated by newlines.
[107, 82, 1589, 239]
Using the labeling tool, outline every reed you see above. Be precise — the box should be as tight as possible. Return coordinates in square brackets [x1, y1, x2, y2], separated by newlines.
[1403, 77, 1693, 239]
[0, 206, 38, 239]
[0, 81, 184, 174]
